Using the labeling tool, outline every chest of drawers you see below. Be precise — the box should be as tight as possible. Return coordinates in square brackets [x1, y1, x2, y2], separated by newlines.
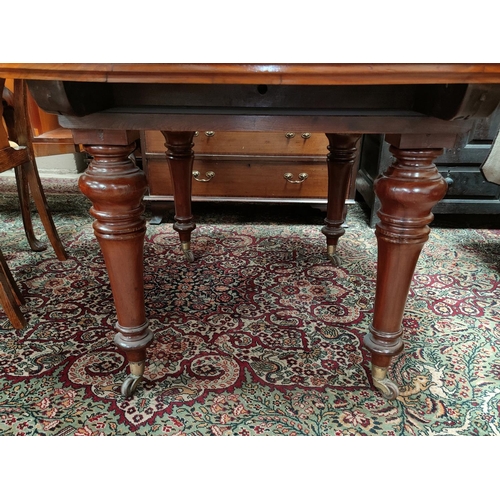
[142, 130, 359, 222]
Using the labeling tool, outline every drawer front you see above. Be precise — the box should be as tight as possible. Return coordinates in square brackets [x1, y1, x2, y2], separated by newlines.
[437, 166, 500, 198]
[146, 158, 329, 199]
[144, 130, 329, 156]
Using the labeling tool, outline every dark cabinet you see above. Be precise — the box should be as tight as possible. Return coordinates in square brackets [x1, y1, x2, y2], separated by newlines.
[356, 106, 500, 226]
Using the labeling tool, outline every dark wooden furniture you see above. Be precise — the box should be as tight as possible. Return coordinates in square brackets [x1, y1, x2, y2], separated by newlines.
[4, 78, 81, 158]
[357, 106, 500, 226]
[142, 130, 359, 224]
[0, 247, 26, 329]
[1, 64, 499, 399]
[26, 87, 80, 157]
[0, 78, 67, 328]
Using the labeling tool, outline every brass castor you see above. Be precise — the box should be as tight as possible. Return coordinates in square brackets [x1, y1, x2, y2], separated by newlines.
[182, 242, 194, 263]
[120, 360, 145, 397]
[372, 365, 399, 400]
[327, 244, 341, 266]
[121, 374, 143, 397]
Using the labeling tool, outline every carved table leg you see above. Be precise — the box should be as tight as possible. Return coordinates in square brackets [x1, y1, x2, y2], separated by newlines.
[322, 134, 361, 265]
[161, 131, 197, 262]
[364, 141, 448, 399]
[79, 143, 154, 397]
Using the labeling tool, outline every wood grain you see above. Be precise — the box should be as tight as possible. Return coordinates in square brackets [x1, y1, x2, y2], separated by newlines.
[1, 64, 500, 85]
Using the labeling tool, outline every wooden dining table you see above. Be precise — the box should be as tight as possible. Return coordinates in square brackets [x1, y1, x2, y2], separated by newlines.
[1, 63, 500, 399]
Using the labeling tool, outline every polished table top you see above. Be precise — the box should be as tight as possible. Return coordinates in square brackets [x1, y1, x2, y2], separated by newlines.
[2, 63, 500, 84]
[3, 64, 498, 141]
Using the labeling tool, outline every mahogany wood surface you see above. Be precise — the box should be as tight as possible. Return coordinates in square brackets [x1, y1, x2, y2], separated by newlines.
[78, 142, 154, 364]
[1, 64, 499, 397]
[321, 134, 361, 254]
[365, 144, 448, 368]
[161, 131, 197, 253]
[2, 64, 500, 85]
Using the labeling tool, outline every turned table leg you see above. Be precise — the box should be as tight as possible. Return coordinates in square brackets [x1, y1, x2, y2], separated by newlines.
[364, 139, 448, 399]
[78, 142, 154, 397]
[322, 134, 361, 265]
[161, 131, 197, 263]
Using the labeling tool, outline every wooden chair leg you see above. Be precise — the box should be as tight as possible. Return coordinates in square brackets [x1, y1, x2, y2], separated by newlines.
[9, 79, 67, 262]
[15, 163, 47, 252]
[0, 250, 27, 329]
[0, 249, 24, 306]
[17, 160, 68, 261]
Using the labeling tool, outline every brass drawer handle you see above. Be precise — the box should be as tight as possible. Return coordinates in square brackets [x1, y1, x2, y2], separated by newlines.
[205, 131, 215, 137]
[301, 133, 311, 139]
[284, 172, 308, 184]
[193, 170, 215, 182]
[194, 131, 199, 137]
[285, 132, 295, 139]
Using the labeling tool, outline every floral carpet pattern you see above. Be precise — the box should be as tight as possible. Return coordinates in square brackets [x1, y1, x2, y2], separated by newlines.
[0, 176, 500, 436]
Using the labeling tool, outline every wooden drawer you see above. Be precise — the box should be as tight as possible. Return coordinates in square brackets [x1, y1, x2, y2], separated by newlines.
[437, 166, 500, 199]
[145, 158, 329, 200]
[144, 130, 329, 156]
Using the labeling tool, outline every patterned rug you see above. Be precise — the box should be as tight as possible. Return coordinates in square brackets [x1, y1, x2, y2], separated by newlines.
[1, 175, 499, 436]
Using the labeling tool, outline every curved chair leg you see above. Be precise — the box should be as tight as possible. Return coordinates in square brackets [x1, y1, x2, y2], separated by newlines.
[10, 79, 67, 262]
[0, 249, 26, 329]
[15, 164, 47, 252]
[17, 159, 68, 261]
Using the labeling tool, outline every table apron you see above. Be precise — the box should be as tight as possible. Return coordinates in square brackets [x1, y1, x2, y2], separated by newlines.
[59, 112, 471, 137]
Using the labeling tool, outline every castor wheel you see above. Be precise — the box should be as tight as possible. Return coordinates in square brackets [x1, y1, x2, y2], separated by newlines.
[181, 242, 194, 263]
[371, 364, 399, 400]
[327, 253, 341, 266]
[373, 377, 399, 400]
[183, 249, 195, 263]
[326, 244, 341, 266]
[121, 374, 143, 397]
